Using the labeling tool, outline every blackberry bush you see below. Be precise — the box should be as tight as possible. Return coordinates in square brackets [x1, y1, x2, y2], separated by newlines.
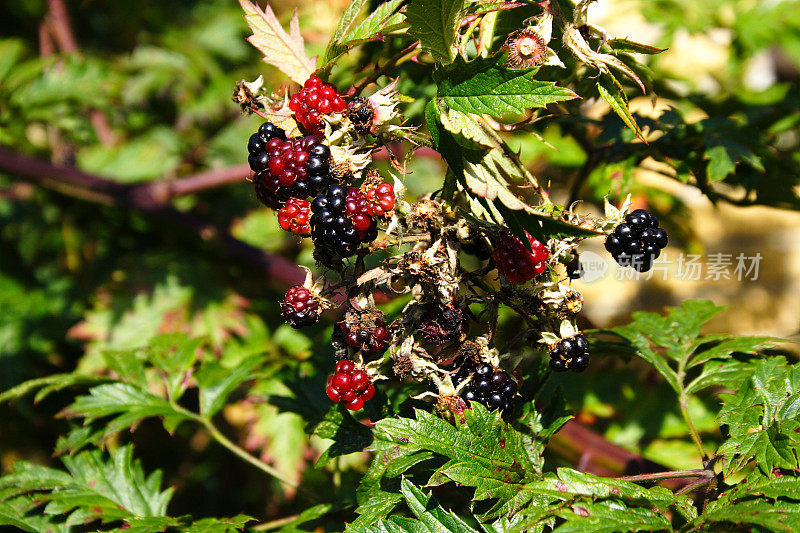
[2, 1, 796, 532]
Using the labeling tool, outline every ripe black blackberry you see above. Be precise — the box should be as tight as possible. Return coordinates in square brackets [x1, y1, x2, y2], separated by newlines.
[604, 209, 668, 273]
[457, 364, 517, 414]
[549, 333, 589, 372]
[281, 285, 321, 328]
[310, 184, 378, 261]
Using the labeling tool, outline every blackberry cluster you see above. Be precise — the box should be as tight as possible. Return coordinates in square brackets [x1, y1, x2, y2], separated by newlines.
[339, 315, 390, 354]
[548, 333, 589, 372]
[604, 209, 668, 273]
[310, 184, 379, 261]
[277, 197, 311, 235]
[247, 122, 333, 207]
[326, 359, 375, 411]
[493, 231, 549, 284]
[289, 76, 347, 135]
[347, 96, 374, 133]
[281, 285, 321, 328]
[455, 363, 517, 414]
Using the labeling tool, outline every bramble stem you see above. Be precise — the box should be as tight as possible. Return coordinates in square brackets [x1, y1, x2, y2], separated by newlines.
[619, 469, 708, 482]
[677, 357, 709, 461]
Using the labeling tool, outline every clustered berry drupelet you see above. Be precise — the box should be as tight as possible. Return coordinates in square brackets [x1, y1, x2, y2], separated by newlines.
[310, 184, 380, 261]
[326, 359, 375, 411]
[289, 76, 347, 135]
[339, 316, 390, 354]
[277, 197, 312, 235]
[454, 363, 517, 414]
[604, 209, 668, 272]
[493, 231, 549, 284]
[281, 285, 321, 328]
[250, 134, 333, 207]
[549, 333, 589, 372]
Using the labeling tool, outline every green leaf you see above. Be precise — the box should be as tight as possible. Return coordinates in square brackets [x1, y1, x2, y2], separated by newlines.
[322, 0, 407, 67]
[313, 405, 374, 465]
[0, 445, 173, 528]
[195, 354, 262, 418]
[0, 373, 110, 404]
[525, 468, 696, 521]
[607, 38, 666, 55]
[691, 499, 800, 532]
[596, 73, 645, 142]
[406, 0, 465, 64]
[59, 383, 191, 448]
[553, 499, 672, 533]
[688, 335, 779, 369]
[705, 144, 737, 182]
[436, 57, 576, 118]
[717, 357, 800, 477]
[400, 478, 480, 532]
[372, 405, 541, 519]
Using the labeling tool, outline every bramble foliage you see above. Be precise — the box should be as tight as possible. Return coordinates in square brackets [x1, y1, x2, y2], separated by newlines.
[1, 0, 800, 531]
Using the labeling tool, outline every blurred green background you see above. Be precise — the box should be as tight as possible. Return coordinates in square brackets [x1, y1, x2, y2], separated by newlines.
[1, 0, 799, 525]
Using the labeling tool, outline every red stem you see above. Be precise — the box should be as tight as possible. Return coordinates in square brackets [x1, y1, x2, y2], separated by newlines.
[0, 147, 304, 288]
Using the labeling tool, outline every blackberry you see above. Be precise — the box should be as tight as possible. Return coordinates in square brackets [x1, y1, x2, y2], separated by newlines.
[281, 285, 321, 328]
[289, 76, 347, 135]
[253, 135, 333, 204]
[548, 333, 590, 373]
[458, 363, 517, 414]
[310, 184, 378, 261]
[326, 359, 375, 411]
[278, 197, 311, 235]
[363, 182, 396, 216]
[493, 231, 549, 284]
[339, 315, 390, 354]
[347, 96, 374, 133]
[247, 122, 333, 207]
[604, 209, 668, 273]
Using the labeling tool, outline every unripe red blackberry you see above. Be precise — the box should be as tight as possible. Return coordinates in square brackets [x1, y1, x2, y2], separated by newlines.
[548, 333, 590, 372]
[326, 359, 375, 410]
[363, 182, 396, 216]
[337, 308, 391, 355]
[281, 285, 322, 328]
[493, 231, 549, 284]
[339, 317, 390, 354]
[604, 209, 668, 273]
[289, 76, 347, 135]
[278, 197, 311, 235]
